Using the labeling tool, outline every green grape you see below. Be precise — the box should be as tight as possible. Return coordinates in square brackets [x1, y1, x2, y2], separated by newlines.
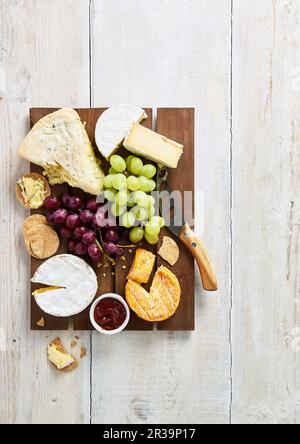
[121, 212, 135, 228]
[142, 164, 157, 179]
[145, 179, 156, 192]
[127, 192, 136, 207]
[109, 167, 118, 175]
[145, 222, 160, 237]
[104, 188, 117, 202]
[150, 216, 165, 228]
[138, 176, 149, 192]
[146, 195, 155, 208]
[131, 205, 147, 221]
[129, 227, 144, 243]
[110, 155, 126, 173]
[147, 206, 155, 219]
[131, 157, 143, 175]
[144, 232, 159, 245]
[133, 190, 148, 207]
[126, 155, 136, 172]
[104, 174, 114, 189]
[112, 174, 127, 190]
[127, 176, 140, 191]
[111, 203, 127, 217]
[115, 189, 129, 206]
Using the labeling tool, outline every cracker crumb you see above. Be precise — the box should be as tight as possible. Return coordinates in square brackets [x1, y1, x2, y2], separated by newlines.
[36, 317, 45, 327]
[80, 347, 87, 359]
[129, 249, 133, 253]
[121, 256, 126, 261]
[111, 272, 115, 276]
[122, 265, 126, 270]
[102, 273, 106, 278]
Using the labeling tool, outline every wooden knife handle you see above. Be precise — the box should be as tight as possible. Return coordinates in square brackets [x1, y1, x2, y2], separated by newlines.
[179, 223, 218, 291]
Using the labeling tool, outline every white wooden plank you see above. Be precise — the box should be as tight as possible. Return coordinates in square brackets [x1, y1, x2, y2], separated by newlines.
[232, 0, 300, 424]
[0, 0, 91, 424]
[91, 0, 232, 424]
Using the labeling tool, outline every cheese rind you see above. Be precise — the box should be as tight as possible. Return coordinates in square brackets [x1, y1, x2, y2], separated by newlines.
[95, 104, 147, 159]
[124, 123, 183, 168]
[18, 108, 104, 196]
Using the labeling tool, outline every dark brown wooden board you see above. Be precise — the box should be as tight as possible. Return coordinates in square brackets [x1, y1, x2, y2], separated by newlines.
[29, 108, 195, 331]
[156, 108, 195, 331]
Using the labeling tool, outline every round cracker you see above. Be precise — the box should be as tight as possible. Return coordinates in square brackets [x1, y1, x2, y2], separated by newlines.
[23, 214, 47, 239]
[28, 225, 59, 259]
[16, 173, 51, 209]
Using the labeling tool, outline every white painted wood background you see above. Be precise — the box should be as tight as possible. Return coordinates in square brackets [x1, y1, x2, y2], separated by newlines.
[0, 0, 299, 424]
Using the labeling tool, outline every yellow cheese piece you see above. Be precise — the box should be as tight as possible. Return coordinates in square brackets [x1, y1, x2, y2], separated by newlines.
[33, 286, 64, 296]
[124, 123, 183, 168]
[127, 248, 156, 284]
[48, 340, 76, 370]
[17, 177, 46, 209]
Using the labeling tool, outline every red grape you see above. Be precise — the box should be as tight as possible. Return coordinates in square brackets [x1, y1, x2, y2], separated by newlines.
[65, 214, 80, 229]
[44, 196, 61, 211]
[86, 199, 98, 213]
[68, 240, 76, 253]
[116, 247, 124, 258]
[104, 243, 118, 255]
[82, 230, 97, 245]
[60, 227, 73, 239]
[75, 242, 88, 256]
[62, 192, 72, 207]
[88, 244, 102, 262]
[69, 196, 84, 211]
[79, 209, 94, 225]
[46, 212, 56, 226]
[53, 209, 68, 224]
[104, 229, 118, 244]
[74, 226, 87, 240]
[95, 208, 107, 227]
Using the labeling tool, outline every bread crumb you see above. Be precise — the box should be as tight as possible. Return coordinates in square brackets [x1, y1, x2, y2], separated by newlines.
[36, 317, 45, 327]
[122, 265, 126, 270]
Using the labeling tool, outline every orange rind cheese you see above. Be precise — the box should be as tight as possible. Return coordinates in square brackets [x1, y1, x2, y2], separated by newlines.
[127, 248, 156, 284]
[125, 266, 181, 322]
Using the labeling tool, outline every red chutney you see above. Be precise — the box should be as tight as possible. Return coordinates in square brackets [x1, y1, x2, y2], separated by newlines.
[94, 298, 126, 331]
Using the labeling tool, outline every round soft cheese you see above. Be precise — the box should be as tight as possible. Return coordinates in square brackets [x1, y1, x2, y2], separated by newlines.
[32, 254, 98, 317]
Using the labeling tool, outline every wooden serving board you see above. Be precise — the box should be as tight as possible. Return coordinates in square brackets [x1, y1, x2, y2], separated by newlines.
[30, 108, 195, 331]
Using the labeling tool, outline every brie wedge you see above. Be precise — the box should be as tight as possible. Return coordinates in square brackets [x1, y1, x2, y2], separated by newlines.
[95, 104, 147, 159]
[18, 108, 104, 196]
[124, 123, 183, 168]
[32, 255, 98, 317]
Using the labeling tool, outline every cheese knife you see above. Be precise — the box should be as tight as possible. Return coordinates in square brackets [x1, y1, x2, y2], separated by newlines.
[157, 168, 218, 292]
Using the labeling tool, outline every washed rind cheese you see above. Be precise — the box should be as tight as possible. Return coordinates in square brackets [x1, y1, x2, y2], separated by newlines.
[18, 108, 104, 196]
[124, 123, 183, 168]
[95, 104, 147, 159]
[32, 254, 98, 317]
[125, 266, 181, 322]
[127, 248, 156, 284]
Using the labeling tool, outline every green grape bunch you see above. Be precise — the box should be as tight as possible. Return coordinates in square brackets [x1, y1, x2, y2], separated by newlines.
[103, 154, 166, 245]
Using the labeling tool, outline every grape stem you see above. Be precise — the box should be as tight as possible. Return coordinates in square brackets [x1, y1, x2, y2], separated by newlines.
[96, 238, 116, 266]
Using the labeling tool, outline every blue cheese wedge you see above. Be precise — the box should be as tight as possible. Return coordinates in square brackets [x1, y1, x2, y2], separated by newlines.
[124, 123, 183, 168]
[32, 255, 98, 317]
[18, 108, 104, 196]
[95, 104, 147, 159]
